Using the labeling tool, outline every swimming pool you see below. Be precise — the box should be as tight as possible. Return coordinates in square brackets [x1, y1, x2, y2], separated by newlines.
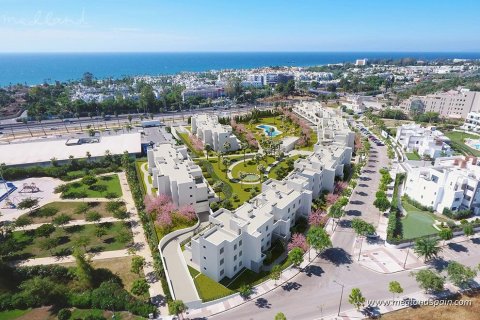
[256, 124, 282, 137]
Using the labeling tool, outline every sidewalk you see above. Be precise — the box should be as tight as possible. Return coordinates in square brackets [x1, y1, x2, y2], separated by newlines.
[117, 172, 169, 316]
[187, 246, 318, 319]
[14, 249, 129, 267]
[317, 275, 480, 320]
[17, 216, 121, 231]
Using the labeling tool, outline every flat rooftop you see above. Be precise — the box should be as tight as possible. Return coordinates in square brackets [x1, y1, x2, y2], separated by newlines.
[0, 133, 141, 166]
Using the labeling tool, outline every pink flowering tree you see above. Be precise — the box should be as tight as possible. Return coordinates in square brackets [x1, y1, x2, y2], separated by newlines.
[189, 134, 204, 152]
[288, 233, 309, 253]
[309, 209, 327, 227]
[178, 204, 196, 221]
[334, 181, 348, 195]
[157, 212, 173, 227]
[325, 193, 339, 206]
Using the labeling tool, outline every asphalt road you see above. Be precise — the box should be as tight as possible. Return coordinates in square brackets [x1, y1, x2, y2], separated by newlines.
[208, 142, 480, 320]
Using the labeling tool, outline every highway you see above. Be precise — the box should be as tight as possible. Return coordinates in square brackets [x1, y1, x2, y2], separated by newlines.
[0, 104, 274, 140]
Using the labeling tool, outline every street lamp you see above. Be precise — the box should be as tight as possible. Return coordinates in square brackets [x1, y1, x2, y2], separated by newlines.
[403, 247, 410, 269]
[357, 235, 364, 261]
[333, 280, 345, 317]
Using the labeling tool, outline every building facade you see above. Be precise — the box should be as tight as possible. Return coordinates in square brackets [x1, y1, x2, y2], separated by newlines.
[398, 89, 480, 119]
[147, 143, 214, 213]
[395, 124, 452, 159]
[191, 114, 240, 152]
[461, 112, 480, 133]
[404, 156, 480, 215]
[187, 177, 312, 282]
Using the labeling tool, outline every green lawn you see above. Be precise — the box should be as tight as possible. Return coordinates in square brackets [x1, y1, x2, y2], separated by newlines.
[221, 257, 292, 290]
[268, 155, 301, 180]
[0, 309, 31, 320]
[197, 157, 260, 208]
[230, 156, 276, 179]
[62, 174, 122, 198]
[405, 152, 421, 160]
[401, 201, 438, 239]
[188, 266, 234, 302]
[18, 201, 123, 224]
[245, 116, 317, 151]
[445, 131, 480, 157]
[11, 221, 133, 259]
[178, 132, 203, 157]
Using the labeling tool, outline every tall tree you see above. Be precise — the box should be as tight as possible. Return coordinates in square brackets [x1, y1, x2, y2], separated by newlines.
[348, 288, 366, 310]
[73, 248, 94, 288]
[411, 269, 445, 293]
[306, 226, 332, 259]
[414, 237, 442, 262]
[388, 281, 403, 300]
[447, 261, 477, 289]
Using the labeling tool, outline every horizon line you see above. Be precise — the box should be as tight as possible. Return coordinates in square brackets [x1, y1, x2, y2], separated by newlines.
[1, 50, 480, 54]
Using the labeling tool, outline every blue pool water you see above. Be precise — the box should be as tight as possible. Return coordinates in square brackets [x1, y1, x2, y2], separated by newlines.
[475, 144, 480, 150]
[257, 124, 282, 137]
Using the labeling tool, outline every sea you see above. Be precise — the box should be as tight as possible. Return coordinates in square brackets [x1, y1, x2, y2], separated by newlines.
[1, 52, 480, 87]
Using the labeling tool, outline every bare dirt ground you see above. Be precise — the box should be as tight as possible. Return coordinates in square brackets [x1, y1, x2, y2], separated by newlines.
[383, 292, 480, 320]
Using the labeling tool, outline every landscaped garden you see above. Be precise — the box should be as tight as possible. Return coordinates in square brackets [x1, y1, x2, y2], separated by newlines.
[445, 131, 480, 157]
[9, 221, 133, 259]
[17, 201, 126, 224]
[58, 174, 122, 199]
[400, 200, 450, 239]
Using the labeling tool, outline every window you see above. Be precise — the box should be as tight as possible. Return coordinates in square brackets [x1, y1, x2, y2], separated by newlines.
[220, 258, 224, 265]
[239, 240, 242, 246]
[266, 226, 269, 231]
[234, 255, 237, 261]
[189, 186, 193, 189]
[204, 267, 206, 270]
[234, 266, 237, 272]
[203, 245, 206, 249]
[220, 269, 224, 276]
[293, 204, 296, 208]
[288, 208, 291, 213]
[239, 251, 242, 256]
[220, 248, 224, 254]
[204, 256, 206, 260]
[234, 244, 237, 250]
[239, 261, 243, 267]
[190, 195, 193, 197]
[267, 233, 271, 238]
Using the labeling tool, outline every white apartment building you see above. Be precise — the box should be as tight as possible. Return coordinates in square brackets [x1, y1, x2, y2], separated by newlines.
[398, 89, 480, 119]
[147, 143, 214, 213]
[295, 101, 355, 149]
[185, 103, 353, 282]
[186, 177, 312, 281]
[191, 114, 240, 152]
[395, 124, 452, 159]
[461, 112, 480, 133]
[404, 156, 480, 215]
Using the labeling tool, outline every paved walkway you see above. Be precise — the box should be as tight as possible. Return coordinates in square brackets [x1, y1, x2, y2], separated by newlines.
[140, 162, 154, 195]
[226, 157, 261, 185]
[14, 249, 129, 267]
[17, 217, 121, 231]
[117, 172, 169, 315]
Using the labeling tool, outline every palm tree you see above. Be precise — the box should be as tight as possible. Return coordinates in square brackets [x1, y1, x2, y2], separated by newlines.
[414, 237, 442, 262]
[222, 158, 231, 177]
[223, 141, 231, 154]
[36, 115, 46, 136]
[239, 171, 246, 189]
[204, 143, 212, 160]
[22, 118, 33, 137]
[75, 112, 83, 131]
[241, 142, 248, 164]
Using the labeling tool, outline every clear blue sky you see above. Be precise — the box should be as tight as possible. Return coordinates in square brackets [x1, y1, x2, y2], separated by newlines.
[1, 0, 479, 52]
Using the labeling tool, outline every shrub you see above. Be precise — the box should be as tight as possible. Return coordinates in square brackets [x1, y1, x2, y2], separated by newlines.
[38, 207, 59, 217]
[57, 308, 71, 320]
[68, 292, 92, 308]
